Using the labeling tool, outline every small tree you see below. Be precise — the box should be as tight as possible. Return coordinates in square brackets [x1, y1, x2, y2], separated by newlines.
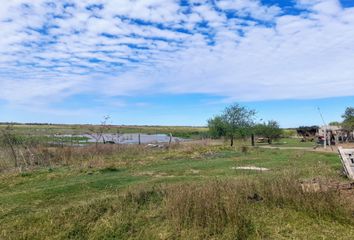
[208, 116, 227, 139]
[342, 107, 354, 132]
[329, 121, 341, 126]
[254, 120, 282, 144]
[341, 107, 354, 141]
[88, 115, 111, 148]
[208, 104, 256, 146]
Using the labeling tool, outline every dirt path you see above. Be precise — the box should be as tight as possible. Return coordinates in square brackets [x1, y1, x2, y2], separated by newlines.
[259, 146, 314, 150]
[258, 145, 340, 153]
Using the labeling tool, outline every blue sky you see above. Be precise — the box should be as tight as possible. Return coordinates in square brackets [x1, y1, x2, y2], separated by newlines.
[1, 0, 354, 127]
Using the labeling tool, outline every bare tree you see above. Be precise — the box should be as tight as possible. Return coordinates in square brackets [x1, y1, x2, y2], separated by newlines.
[87, 115, 111, 148]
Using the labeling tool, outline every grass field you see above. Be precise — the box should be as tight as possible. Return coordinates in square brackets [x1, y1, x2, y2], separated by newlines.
[265, 137, 317, 148]
[0, 142, 353, 240]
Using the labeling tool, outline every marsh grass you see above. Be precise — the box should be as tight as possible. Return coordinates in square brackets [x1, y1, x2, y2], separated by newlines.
[0, 144, 158, 171]
[0, 139, 226, 172]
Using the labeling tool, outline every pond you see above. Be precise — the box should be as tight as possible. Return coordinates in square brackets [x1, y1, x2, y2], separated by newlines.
[52, 133, 187, 145]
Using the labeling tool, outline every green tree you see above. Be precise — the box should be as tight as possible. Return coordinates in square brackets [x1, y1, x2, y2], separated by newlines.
[342, 107, 354, 132]
[254, 120, 282, 144]
[329, 121, 341, 126]
[208, 116, 227, 139]
[208, 104, 256, 146]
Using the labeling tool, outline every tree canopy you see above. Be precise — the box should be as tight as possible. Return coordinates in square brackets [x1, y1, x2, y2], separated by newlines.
[208, 116, 227, 139]
[342, 107, 354, 132]
[208, 104, 256, 146]
[254, 120, 282, 144]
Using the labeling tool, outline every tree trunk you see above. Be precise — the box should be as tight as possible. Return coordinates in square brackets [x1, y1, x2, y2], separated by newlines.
[230, 136, 234, 146]
[251, 134, 255, 146]
[268, 138, 272, 144]
[9, 143, 18, 168]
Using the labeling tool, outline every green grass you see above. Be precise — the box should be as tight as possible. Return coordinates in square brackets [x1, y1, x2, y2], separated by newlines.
[0, 144, 353, 239]
[257, 137, 317, 148]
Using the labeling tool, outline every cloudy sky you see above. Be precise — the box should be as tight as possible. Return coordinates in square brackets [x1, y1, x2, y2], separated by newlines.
[1, 0, 354, 126]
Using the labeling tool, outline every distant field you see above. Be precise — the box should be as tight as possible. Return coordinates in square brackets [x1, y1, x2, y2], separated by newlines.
[0, 142, 353, 239]
[0, 124, 312, 147]
[0, 124, 209, 139]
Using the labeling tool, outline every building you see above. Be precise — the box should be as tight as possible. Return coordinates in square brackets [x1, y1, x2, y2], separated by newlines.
[318, 125, 354, 144]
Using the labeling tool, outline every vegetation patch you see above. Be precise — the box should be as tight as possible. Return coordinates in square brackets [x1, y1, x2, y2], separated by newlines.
[0, 133, 353, 239]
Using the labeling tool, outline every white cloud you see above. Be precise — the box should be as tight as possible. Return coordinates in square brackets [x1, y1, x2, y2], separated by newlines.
[216, 0, 282, 20]
[0, 0, 354, 111]
[296, 0, 342, 15]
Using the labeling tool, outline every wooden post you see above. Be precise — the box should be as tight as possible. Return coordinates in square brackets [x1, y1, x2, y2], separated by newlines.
[169, 133, 173, 146]
[9, 143, 18, 168]
[338, 147, 354, 180]
[323, 126, 327, 149]
[138, 133, 141, 145]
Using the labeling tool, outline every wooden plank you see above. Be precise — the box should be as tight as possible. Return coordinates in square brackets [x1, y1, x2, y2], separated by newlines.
[338, 147, 354, 180]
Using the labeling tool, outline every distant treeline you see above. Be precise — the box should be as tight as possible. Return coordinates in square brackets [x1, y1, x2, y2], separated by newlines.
[0, 122, 205, 128]
[0, 122, 56, 125]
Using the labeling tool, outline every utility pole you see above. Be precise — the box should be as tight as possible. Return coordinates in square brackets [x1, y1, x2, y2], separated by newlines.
[324, 125, 327, 149]
[318, 107, 327, 149]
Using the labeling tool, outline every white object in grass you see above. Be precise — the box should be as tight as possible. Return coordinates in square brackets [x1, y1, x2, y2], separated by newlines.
[232, 166, 269, 171]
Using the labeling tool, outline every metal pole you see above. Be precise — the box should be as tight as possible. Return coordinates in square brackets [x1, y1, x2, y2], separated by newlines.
[317, 107, 327, 149]
[323, 126, 327, 149]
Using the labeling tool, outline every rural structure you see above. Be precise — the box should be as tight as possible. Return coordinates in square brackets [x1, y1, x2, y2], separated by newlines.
[318, 125, 354, 144]
[338, 147, 354, 180]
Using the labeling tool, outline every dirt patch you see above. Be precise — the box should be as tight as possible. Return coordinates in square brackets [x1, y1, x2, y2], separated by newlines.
[135, 171, 155, 176]
[190, 169, 200, 174]
[135, 171, 175, 178]
[259, 144, 354, 153]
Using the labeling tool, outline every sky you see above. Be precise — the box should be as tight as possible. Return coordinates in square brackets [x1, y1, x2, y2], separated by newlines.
[0, 0, 354, 127]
